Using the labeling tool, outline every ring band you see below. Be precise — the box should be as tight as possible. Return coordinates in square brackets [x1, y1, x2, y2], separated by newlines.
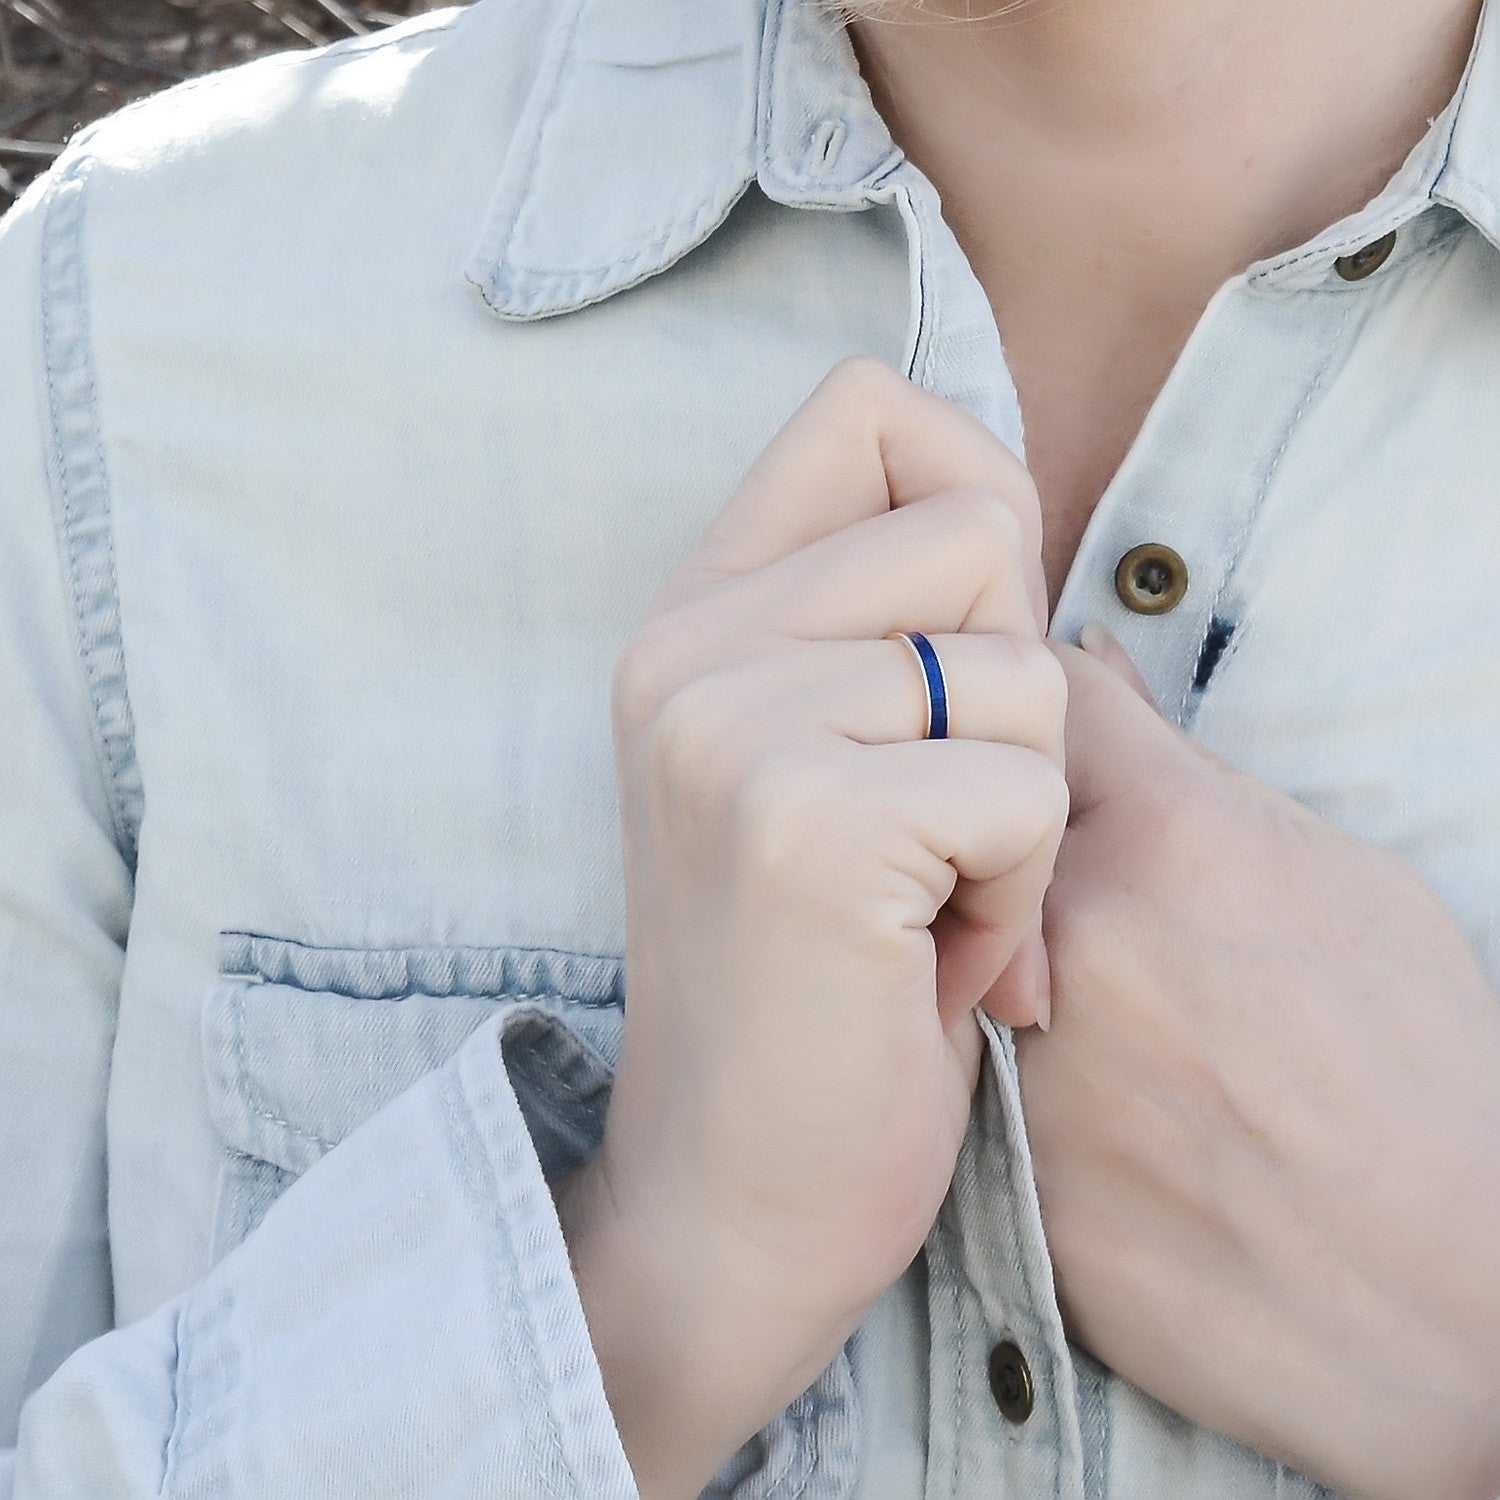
[890, 631, 949, 740]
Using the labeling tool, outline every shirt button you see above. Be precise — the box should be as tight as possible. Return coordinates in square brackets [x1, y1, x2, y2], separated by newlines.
[988, 1339, 1035, 1424]
[1334, 229, 1397, 281]
[1114, 542, 1189, 615]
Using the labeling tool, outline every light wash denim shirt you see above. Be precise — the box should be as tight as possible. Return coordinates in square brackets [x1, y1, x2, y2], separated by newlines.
[2, 0, 1499, 1491]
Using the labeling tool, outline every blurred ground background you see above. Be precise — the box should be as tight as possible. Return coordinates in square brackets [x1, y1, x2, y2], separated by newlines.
[0, 0, 460, 211]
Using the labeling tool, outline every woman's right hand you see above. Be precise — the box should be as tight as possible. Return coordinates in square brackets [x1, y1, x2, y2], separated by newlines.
[556, 359, 1068, 1497]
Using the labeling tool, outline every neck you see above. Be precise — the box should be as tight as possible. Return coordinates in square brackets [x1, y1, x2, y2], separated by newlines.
[847, 0, 1483, 275]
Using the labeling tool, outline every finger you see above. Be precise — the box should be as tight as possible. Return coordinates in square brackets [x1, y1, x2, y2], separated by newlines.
[934, 843, 1061, 1032]
[799, 633, 1067, 763]
[977, 916, 1052, 1032]
[855, 738, 1068, 1030]
[1051, 642, 1189, 820]
[705, 487, 1041, 643]
[1078, 621, 1156, 707]
[657, 359, 1046, 628]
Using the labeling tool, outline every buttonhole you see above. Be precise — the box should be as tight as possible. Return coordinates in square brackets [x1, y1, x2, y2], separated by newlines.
[1192, 617, 1236, 692]
[811, 119, 846, 170]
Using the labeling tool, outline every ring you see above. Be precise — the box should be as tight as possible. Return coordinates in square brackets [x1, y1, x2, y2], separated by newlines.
[890, 631, 949, 740]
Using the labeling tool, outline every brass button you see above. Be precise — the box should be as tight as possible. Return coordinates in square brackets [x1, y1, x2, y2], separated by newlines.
[1114, 542, 1188, 615]
[1334, 230, 1397, 281]
[988, 1339, 1035, 1424]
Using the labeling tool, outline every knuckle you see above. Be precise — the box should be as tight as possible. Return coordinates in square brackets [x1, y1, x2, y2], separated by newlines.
[1008, 461, 1042, 513]
[645, 671, 745, 795]
[990, 745, 1069, 856]
[732, 748, 841, 877]
[1025, 644, 1070, 727]
[818, 354, 900, 408]
[612, 606, 718, 733]
[939, 487, 1025, 566]
[1032, 759, 1072, 844]
[612, 619, 677, 732]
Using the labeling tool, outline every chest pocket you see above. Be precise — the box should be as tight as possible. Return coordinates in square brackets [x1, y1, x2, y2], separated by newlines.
[200, 931, 625, 1258]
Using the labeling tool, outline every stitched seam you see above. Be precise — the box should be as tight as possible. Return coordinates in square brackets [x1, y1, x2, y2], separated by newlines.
[947, 1227, 961, 1500]
[919, 200, 942, 389]
[222, 974, 587, 1002]
[495, 0, 592, 277]
[449, 1034, 576, 1496]
[756, 1382, 801, 1493]
[210, 1151, 259, 1260]
[1090, 1361, 1108, 1500]
[228, 983, 338, 1152]
[897, 185, 925, 383]
[988, 1032, 1085, 1489]
[470, 170, 755, 316]
[219, 929, 625, 999]
[38, 152, 145, 866]
[220, 964, 613, 1005]
[1248, 222, 1459, 293]
[1177, 298, 1356, 721]
[758, 0, 894, 210]
[995, 1099, 1050, 1453]
[785, 1381, 826, 1500]
[478, 0, 758, 310]
[159, 1304, 187, 1496]
[896, 185, 934, 388]
[1253, 204, 1441, 273]
[1075, 1353, 1110, 1500]
[758, 0, 786, 186]
[499, 180, 753, 283]
[1438, 168, 1500, 230]
[225, 982, 595, 1151]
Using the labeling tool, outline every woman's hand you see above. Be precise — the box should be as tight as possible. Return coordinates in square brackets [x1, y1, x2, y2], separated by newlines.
[1020, 632, 1500, 1500]
[557, 360, 1068, 1498]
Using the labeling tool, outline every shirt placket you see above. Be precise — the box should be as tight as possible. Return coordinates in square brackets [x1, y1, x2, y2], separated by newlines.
[923, 1017, 1093, 1500]
[751, 5, 1452, 1497]
[895, 149, 1419, 1500]
[890, 168, 1091, 1500]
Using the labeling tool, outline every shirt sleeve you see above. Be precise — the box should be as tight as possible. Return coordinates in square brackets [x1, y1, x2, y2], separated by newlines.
[0, 161, 858, 1499]
[0, 167, 134, 1448]
[12, 1007, 646, 1496]
[0, 155, 641, 1499]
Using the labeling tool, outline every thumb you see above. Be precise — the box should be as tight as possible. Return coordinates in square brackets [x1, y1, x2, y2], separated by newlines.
[1078, 621, 1157, 707]
[1052, 630, 1190, 819]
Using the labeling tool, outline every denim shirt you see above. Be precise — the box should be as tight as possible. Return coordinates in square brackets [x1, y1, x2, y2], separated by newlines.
[1, 0, 1499, 1492]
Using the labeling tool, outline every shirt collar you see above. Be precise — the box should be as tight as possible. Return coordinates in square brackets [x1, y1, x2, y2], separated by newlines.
[467, 0, 1500, 319]
[1432, 0, 1500, 247]
[464, 0, 899, 320]
[1250, 0, 1500, 289]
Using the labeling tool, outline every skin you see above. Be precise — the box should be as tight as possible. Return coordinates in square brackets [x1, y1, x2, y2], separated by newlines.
[562, 363, 1065, 1497]
[556, 3, 1500, 1495]
[847, 0, 1485, 601]
[1028, 635, 1500, 1497]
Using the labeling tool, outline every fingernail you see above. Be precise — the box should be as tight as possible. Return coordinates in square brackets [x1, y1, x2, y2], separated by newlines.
[1035, 984, 1051, 1032]
[1029, 565, 1051, 635]
[1029, 926, 1053, 1032]
[1079, 620, 1113, 657]
[1079, 620, 1158, 708]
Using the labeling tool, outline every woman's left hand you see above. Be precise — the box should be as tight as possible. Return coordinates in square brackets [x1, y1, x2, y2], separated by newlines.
[1016, 630, 1500, 1500]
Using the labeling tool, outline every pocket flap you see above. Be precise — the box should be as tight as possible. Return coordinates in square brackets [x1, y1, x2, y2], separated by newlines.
[203, 931, 625, 1176]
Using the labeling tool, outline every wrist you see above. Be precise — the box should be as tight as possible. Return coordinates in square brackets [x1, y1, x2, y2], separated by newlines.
[554, 1153, 855, 1499]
